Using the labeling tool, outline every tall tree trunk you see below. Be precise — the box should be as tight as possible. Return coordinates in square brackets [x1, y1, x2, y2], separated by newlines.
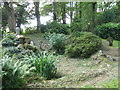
[79, 2, 82, 19]
[4, 2, 16, 32]
[34, 2, 41, 32]
[91, 2, 97, 33]
[62, 3, 66, 24]
[53, 2, 57, 21]
[70, 2, 73, 24]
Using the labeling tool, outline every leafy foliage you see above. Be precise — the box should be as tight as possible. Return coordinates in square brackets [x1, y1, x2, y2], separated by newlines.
[25, 52, 58, 79]
[1, 38, 15, 47]
[2, 56, 29, 88]
[3, 47, 21, 57]
[97, 5, 120, 25]
[22, 27, 37, 34]
[65, 32, 102, 58]
[70, 23, 82, 32]
[95, 23, 120, 41]
[2, 32, 18, 47]
[44, 33, 67, 54]
[46, 21, 70, 35]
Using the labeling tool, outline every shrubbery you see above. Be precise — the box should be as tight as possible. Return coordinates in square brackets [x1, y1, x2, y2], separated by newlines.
[2, 56, 29, 88]
[95, 23, 120, 41]
[44, 33, 67, 54]
[2, 33, 18, 47]
[46, 21, 70, 35]
[22, 27, 37, 34]
[3, 47, 21, 57]
[65, 32, 102, 58]
[70, 23, 82, 32]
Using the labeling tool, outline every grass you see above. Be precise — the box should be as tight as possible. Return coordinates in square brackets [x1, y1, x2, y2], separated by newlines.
[81, 84, 96, 88]
[102, 39, 120, 48]
[113, 40, 120, 48]
[101, 78, 118, 88]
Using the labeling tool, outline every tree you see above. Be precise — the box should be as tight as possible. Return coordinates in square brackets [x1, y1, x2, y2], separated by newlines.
[53, 2, 57, 21]
[4, 2, 16, 32]
[62, 3, 66, 24]
[90, 2, 97, 33]
[15, 2, 30, 28]
[69, 1, 73, 24]
[34, 2, 41, 32]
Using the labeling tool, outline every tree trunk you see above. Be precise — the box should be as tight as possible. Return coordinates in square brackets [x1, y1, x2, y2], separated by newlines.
[34, 2, 41, 32]
[79, 2, 82, 19]
[70, 2, 73, 24]
[4, 2, 16, 32]
[91, 2, 97, 33]
[53, 2, 57, 21]
[62, 3, 66, 24]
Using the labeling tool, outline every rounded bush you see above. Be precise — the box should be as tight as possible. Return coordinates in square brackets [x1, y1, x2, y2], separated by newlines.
[94, 23, 120, 41]
[65, 32, 102, 58]
[46, 21, 70, 35]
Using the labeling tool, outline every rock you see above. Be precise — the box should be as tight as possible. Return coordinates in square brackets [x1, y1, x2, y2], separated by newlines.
[17, 44, 24, 49]
[107, 37, 113, 46]
[107, 55, 116, 61]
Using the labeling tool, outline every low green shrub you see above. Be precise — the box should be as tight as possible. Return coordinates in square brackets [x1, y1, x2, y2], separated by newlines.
[70, 23, 82, 32]
[44, 33, 67, 54]
[2, 56, 29, 88]
[22, 27, 37, 34]
[71, 31, 84, 37]
[65, 32, 102, 58]
[95, 23, 120, 41]
[3, 47, 21, 57]
[3, 32, 16, 40]
[2, 32, 19, 47]
[46, 21, 70, 35]
[1, 38, 15, 47]
[25, 52, 58, 79]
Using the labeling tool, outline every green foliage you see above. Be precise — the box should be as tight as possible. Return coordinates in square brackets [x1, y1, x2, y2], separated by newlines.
[44, 33, 67, 54]
[65, 32, 102, 58]
[3, 47, 21, 57]
[95, 23, 120, 41]
[3, 32, 16, 40]
[1, 38, 14, 47]
[46, 21, 70, 35]
[102, 79, 118, 88]
[2, 56, 29, 88]
[70, 23, 82, 32]
[22, 27, 37, 34]
[25, 52, 57, 79]
[2, 32, 18, 47]
[97, 5, 120, 25]
[71, 31, 84, 37]
[40, 24, 47, 33]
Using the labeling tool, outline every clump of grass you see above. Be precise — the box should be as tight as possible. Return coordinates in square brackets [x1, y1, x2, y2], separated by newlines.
[25, 52, 58, 79]
[102, 78, 118, 88]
